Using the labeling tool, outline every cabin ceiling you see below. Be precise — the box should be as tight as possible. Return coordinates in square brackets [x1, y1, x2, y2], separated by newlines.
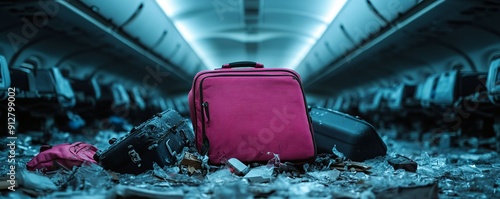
[1, 0, 500, 98]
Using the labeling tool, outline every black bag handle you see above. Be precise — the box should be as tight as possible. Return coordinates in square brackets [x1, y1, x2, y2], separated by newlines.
[221, 61, 264, 69]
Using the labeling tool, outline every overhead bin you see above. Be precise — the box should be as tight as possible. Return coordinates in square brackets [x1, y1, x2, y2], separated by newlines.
[121, 0, 169, 49]
[8, 37, 90, 70]
[298, 0, 388, 77]
[85, 0, 205, 71]
[297, 0, 440, 95]
[169, 46, 189, 67]
[368, 0, 420, 23]
[310, 43, 335, 69]
[334, 0, 386, 46]
[79, 0, 143, 27]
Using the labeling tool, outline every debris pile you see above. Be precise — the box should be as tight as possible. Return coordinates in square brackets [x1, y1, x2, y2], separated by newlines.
[1, 130, 500, 198]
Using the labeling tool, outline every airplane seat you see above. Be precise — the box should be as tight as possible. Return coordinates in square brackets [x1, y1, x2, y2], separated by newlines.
[333, 97, 344, 111]
[486, 58, 500, 105]
[95, 83, 131, 119]
[430, 70, 459, 108]
[419, 74, 440, 110]
[0, 55, 10, 101]
[383, 83, 418, 132]
[173, 98, 188, 117]
[128, 87, 146, 111]
[126, 86, 147, 124]
[379, 89, 393, 112]
[485, 58, 500, 142]
[348, 98, 361, 117]
[165, 98, 175, 110]
[35, 68, 76, 112]
[69, 77, 102, 112]
[6, 67, 75, 137]
[387, 83, 417, 112]
[358, 91, 382, 117]
[142, 95, 161, 118]
[7, 68, 36, 133]
[459, 72, 487, 96]
[113, 83, 131, 110]
[158, 98, 168, 111]
[324, 98, 337, 109]
[431, 70, 487, 108]
[0, 55, 10, 135]
[422, 69, 493, 136]
[405, 75, 442, 132]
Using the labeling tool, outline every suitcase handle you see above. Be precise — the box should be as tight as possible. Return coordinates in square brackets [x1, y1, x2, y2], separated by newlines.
[222, 61, 264, 69]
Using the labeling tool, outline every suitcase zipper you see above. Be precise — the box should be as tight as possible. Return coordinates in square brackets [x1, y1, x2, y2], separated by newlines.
[202, 102, 210, 122]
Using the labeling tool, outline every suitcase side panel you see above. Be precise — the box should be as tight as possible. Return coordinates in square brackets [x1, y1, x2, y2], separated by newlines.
[200, 74, 315, 163]
[310, 107, 386, 161]
[190, 68, 307, 155]
[95, 109, 189, 174]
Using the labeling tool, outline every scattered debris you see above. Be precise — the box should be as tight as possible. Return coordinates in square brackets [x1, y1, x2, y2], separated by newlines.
[179, 152, 203, 175]
[274, 162, 303, 176]
[213, 182, 252, 199]
[227, 158, 250, 176]
[113, 184, 184, 199]
[18, 170, 58, 191]
[388, 154, 418, 172]
[332, 145, 346, 160]
[248, 184, 277, 198]
[330, 161, 372, 173]
[307, 169, 341, 182]
[2, 127, 500, 198]
[244, 166, 274, 183]
[374, 182, 439, 199]
[206, 169, 240, 184]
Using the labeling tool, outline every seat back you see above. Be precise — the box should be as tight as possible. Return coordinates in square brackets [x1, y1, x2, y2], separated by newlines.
[459, 72, 487, 98]
[387, 84, 405, 111]
[486, 58, 500, 104]
[359, 91, 383, 114]
[431, 70, 458, 106]
[32, 68, 75, 108]
[419, 74, 439, 108]
[111, 83, 130, 109]
[0, 55, 10, 100]
[9, 68, 37, 100]
[70, 77, 102, 103]
[8, 67, 75, 112]
[158, 98, 168, 111]
[49, 68, 76, 108]
[129, 86, 146, 111]
[333, 96, 344, 111]
[96, 83, 130, 117]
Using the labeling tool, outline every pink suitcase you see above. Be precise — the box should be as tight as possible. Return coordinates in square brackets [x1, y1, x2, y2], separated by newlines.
[188, 61, 316, 164]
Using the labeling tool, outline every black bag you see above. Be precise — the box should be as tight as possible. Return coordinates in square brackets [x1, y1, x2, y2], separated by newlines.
[94, 109, 194, 174]
[309, 106, 387, 161]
